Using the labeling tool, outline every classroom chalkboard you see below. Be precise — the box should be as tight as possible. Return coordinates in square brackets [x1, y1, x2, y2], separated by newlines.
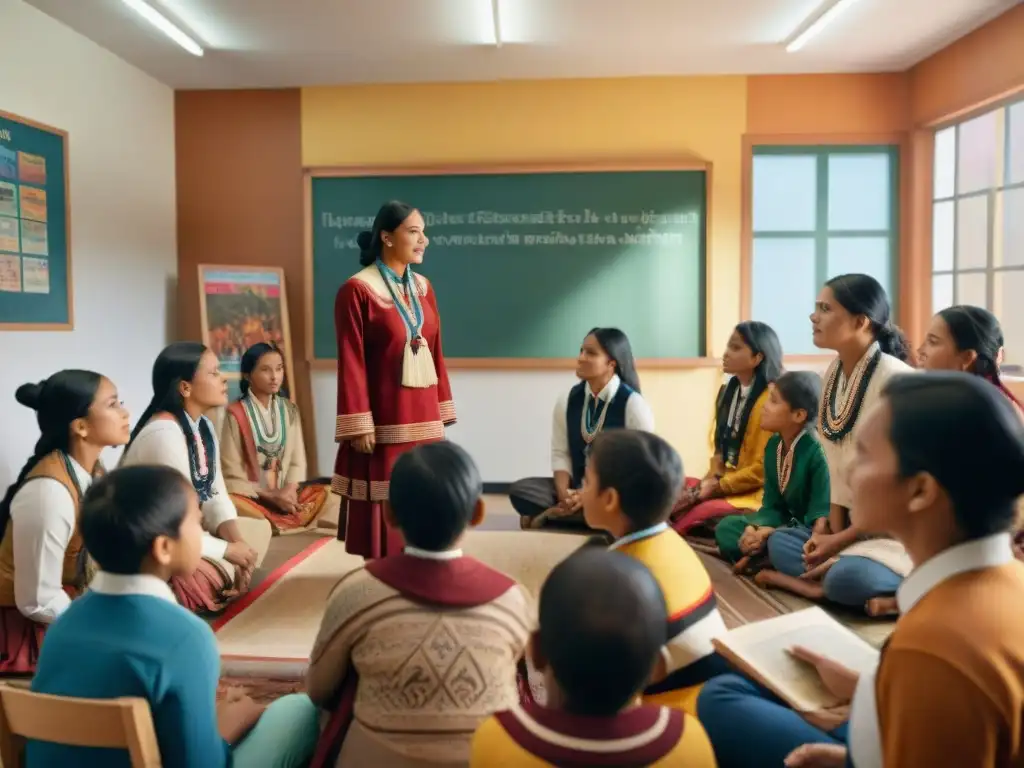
[307, 167, 707, 362]
[0, 111, 71, 329]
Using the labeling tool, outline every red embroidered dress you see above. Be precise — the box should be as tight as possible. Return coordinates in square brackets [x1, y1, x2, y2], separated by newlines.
[332, 265, 456, 558]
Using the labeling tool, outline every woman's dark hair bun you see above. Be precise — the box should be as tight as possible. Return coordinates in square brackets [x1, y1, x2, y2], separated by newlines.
[15, 381, 44, 410]
[356, 231, 373, 251]
[877, 323, 912, 363]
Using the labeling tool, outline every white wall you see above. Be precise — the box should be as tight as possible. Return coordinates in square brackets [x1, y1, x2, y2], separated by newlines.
[0, 1, 176, 487]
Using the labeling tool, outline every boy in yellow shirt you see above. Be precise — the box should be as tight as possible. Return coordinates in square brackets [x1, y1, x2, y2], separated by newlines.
[583, 429, 730, 715]
[470, 548, 716, 766]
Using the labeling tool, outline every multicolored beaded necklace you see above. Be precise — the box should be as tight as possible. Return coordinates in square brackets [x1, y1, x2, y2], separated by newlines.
[581, 392, 612, 445]
[242, 393, 287, 470]
[818, 344, 881, 442]
[377, 261, 425, 351]
[776, 431, 805, 493]
[182, 414, 217, 503]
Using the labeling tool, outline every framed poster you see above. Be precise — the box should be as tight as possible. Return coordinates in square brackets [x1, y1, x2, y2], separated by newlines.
[197, 265, 295, 403]
[0, 110, 72, 329]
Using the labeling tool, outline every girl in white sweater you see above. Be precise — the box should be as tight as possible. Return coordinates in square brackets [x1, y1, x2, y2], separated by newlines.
[121, 342, 271, 614]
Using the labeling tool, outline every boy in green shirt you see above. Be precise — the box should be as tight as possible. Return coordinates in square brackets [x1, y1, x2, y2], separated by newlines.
[715, 371, 830, 569]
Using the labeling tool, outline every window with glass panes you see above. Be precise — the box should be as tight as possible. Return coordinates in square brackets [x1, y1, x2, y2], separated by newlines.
[932, 100, 1024, 366]
[751, 146, 899, 355]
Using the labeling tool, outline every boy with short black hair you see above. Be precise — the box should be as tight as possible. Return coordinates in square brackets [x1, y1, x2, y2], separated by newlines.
[306, 441, 533, 767]
[28, 465, 319, 768]
[582, 429, 730, 715]
[471, 547, 717, 766]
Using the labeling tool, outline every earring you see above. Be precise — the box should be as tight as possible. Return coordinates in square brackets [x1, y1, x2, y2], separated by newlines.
[384, 240, 392, 248]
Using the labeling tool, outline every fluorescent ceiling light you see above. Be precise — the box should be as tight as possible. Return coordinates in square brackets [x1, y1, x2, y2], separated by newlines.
[786, 0, 865, 53]
[491, 0, 503, 47]
[121, 0, 204, 56]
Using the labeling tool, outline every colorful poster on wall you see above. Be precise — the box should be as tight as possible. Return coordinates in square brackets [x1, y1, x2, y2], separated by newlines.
[0, 182, 17, 217]
[0, 110, 70, 329]
[197, 265, 295, 401]
[0, 254, 20, 293]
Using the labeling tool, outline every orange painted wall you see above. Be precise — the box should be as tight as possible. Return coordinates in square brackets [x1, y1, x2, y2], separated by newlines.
[746, 74, 911, 135]
[910, 3, 1024, 126]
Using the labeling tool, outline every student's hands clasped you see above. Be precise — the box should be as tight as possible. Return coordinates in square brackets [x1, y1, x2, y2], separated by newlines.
[259, 483, 300, 514]
[550, 488, 583, 517]
[802, 532, 843, 569]
[739, 525, 774, 555]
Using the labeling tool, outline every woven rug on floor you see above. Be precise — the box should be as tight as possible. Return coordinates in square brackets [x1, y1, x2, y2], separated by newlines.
[217, 676, 306, 705]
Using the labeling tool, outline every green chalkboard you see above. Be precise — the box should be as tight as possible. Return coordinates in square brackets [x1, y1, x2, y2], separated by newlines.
[0, 111, 71, 329]
[308, 168, 706, 361]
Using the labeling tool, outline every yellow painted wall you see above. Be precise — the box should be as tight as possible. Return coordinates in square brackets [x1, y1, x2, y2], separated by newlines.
[301, 77, 747, 475]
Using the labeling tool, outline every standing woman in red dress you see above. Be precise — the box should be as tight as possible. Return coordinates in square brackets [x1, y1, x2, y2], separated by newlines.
[333, 200, 457, 559]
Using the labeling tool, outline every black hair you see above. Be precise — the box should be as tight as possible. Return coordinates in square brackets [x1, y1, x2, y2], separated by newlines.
[80, 465, 194, 575]
[0, 370, 104, 540]
[715, 321, 784, 459]
[773, 371, 822, 430]
[883, 371, 1024, 540]
[539, 547, 668, 716]
[356, 200, 418, 267]
[588, 429, 683, 529]
[826, 273, 911, 362]
[586, 327, 642, 393]
[238, 342, 288, 399]
[388, 441, 481, 551]
[127, 342, 217, 502]
[936, 305, 1020, 406]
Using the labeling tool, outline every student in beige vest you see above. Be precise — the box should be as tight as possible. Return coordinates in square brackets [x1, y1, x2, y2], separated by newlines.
[0, 369, 130, 673]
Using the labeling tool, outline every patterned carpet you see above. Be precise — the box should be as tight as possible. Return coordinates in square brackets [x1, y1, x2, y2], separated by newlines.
[217, 676, 305, 705]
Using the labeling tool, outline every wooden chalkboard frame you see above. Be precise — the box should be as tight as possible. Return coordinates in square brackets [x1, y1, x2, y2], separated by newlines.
[0, 110, 73, 330]
[303, 161, 717, 371]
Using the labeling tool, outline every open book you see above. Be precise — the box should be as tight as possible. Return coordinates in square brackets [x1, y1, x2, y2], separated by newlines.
[711, 607, 880, 712]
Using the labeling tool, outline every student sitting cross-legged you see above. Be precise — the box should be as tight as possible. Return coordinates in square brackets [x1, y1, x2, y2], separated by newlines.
[471, 547, 717, 766]
[714, 372, 831, 572]
[26, 465, 320, 768]
[582, 428, 730, 716]
[305, 441, 533, 767]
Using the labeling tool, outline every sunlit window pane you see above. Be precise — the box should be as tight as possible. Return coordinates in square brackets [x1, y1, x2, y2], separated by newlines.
[753, 155, 817, 232]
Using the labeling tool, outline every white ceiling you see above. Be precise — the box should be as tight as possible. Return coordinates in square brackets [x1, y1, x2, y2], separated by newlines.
[22, 0, 1021, 89]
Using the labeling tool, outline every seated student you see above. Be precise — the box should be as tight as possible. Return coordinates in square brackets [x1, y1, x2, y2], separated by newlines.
[0, 371, 130, 675]
[672, 321, 783, 535]
[715, 371, 830, 569]
[221, 342, 331, 533]
[471, 547, 717, 767]
[509, 327, 654, 530]
[763, 274, 915, 617]
[121, 342, 271, 614]
[699, 372, 1024, 768]
[918, 304, 1024, 558]
[27, 464, 320, 767]
[306, 441, 533, 767]
[582, 428, 729, 716]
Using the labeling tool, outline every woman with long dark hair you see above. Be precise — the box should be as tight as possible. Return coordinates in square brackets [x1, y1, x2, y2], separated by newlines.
[671, 321, 783, 536]
[508, 327, 654, 530]
[0, 370, 130, 673]
[699, 372, 1024, 767]
[221, 343, 331, 533]
[757, 273, 914, 616]
[121, 342, 271, 614]
[333, 201, 457, 559]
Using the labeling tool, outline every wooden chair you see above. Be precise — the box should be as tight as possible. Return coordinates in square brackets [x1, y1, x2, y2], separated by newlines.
[0, 683, 161, 767]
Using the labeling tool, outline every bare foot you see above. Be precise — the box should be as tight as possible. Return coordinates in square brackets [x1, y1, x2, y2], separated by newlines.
[519, 515, 535, 530]
[754, 569, 826, 600]
[865, 596, 899, 618]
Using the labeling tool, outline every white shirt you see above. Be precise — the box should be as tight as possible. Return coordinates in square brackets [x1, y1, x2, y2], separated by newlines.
[120, 418, 235, 561]
[848, 533, 1014, 768]
[551, 375, 656, 475]
[89, 571, 177, 604]
[404, 546, 463, 560]
[8, 456, 92, 624]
